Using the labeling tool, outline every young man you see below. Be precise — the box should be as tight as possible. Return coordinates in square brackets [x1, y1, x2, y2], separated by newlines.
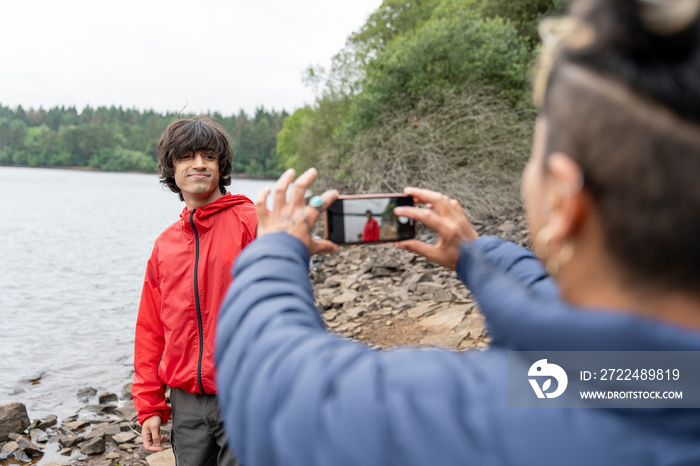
[133, 116, 256, 465]
[362, 210, 379, 241]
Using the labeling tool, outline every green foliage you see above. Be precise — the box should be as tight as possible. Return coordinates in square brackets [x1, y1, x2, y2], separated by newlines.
[0, 104, 285, 177]
[345, 3, 532, 133]
[278, 0, 562, 215]
[474, 0, 569, 46]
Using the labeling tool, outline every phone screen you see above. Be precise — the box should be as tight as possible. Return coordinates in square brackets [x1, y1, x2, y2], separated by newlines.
[325, 195, 415, 244]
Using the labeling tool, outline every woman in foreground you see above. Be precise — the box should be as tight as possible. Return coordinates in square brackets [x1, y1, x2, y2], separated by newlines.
[216, 0, 700, 464]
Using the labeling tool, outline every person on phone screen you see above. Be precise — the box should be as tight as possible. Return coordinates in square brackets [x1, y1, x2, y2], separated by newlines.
[133, 116, 256, 466]
[215, 1, 700, 465]
[362, 210, 380, 241]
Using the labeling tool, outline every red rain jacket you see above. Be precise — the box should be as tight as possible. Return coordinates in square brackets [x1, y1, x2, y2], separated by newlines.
[133, 193, 257, 424]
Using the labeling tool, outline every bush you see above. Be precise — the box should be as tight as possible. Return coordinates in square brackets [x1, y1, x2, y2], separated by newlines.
[339, 85, 534, 218]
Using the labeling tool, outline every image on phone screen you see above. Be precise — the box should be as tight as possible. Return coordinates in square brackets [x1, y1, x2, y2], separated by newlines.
[325, 195, 415, 244]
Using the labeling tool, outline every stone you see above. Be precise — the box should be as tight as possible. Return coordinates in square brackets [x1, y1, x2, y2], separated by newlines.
[81, 404, 112, 414]
[118, 421, 133, 431]
[122, 383, 133, 400]
[80, 436, 105, 455]
[77, 387, 97, 401]
[419, 306, 468, 334]
[45, 462, 71, 466]
[345, 307, 364, 319]
[37, 414, 58, 430]
[146, 448, 176, 466]
[106, 452, 121, 459]
[98, 392, 119, 404]
[0, 402, 30, 441]
[13, 449, 31, 463]
[331, 291, 358, 305]
[405, 303, 434, 319]
[497, 221, 516, 232]
[58, 435, 82, 448]
[114, 400, 138, 421]
[15, 434, 43, 457]
[0, 441, 19, 460]
[85, 424, 121, 440]
[416, 282, 445, 295]
[454, 313, 487, 338]
[434, 290, 453, 303]
[112, 431, 137, 444]
[30, 427, 49, 443]
[62, 420, 90, 431]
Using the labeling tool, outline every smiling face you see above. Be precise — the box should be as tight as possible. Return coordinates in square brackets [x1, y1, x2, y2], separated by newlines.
[173, 149, 223, 209]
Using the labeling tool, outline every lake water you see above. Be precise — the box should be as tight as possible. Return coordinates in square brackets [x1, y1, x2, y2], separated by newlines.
[0, 166, 278, 421]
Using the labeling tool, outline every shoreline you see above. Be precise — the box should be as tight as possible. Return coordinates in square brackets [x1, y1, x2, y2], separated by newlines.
[1, 206, 528, 465]
[0, 164, 279, 180]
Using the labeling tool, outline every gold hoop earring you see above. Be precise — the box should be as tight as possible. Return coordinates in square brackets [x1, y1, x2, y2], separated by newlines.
[534, 225, 575, 276]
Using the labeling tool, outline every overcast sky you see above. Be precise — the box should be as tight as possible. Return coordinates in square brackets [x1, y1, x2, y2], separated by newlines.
[0, 0, 381, 117]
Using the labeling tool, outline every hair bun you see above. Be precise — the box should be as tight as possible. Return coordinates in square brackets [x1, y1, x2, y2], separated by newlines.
[639, 0, 700, 34]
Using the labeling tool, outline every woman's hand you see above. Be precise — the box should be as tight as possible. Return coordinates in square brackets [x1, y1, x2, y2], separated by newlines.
[256, 168, 339, 255]
[394, 187, 478, 270]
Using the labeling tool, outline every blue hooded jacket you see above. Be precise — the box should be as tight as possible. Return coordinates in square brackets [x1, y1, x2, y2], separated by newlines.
[216, 233, 700, 466]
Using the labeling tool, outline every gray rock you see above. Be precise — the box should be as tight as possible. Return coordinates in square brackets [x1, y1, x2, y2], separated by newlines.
[80, 404, 112, 414]
[0, 402, 30, 442]
[112, 431, 137, 443]
[98, 392, 118, 404]
[85, 424, 121, 440]
[14, 450, 32, 463]
[58, 435, 82, 448]
[146, 448, 176, 466]
[77, 387, 97, 401]
[37, 414, 58, 430]
[80, 436, 105, 455]
[30, 427, 49, 443]
[122, 383, 133, 400]
[13, 449, 31, 463]
[15, 434, 43, 457]
[331, 290, 358, 305]
[0, 440, 19, 460]
[61, 420, 90, 432]
[114, 400, 138, 421]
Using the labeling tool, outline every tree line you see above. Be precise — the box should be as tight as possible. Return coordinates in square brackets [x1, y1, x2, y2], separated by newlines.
[0, 105, 287, 177]
[278, 0, 567, 217]
[2, 0, 567, 211]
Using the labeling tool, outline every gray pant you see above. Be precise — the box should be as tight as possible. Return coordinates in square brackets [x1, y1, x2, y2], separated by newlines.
[170, 387, 238, 466]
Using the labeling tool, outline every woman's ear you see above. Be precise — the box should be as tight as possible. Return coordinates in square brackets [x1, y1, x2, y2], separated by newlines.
[544, 152, 587, 238]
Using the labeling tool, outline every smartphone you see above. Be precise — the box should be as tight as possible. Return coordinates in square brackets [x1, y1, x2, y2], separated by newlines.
[324, 194, 415, 245]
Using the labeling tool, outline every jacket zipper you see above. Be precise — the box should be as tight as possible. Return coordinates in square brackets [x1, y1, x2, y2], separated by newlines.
[189, 210, 207, 395]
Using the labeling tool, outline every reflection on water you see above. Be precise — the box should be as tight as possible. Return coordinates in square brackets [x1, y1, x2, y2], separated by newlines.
[0, 167, 275, 421]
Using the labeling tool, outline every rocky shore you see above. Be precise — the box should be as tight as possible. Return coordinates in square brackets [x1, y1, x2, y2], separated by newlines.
[0, 208, 528, 466]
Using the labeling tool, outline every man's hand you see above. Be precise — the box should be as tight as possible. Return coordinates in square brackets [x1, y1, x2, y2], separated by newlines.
[256, 168, 339, 255]
[142, 415, 168, 452]
[395, 187, 478, 271]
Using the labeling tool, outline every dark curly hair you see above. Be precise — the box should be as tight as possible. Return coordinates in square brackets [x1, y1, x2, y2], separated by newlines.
[157, 115, 233, 201]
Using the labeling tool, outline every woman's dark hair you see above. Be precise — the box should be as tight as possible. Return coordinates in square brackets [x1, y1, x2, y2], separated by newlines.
[537, 0, 700, 293]
[157, 115, 233, 201]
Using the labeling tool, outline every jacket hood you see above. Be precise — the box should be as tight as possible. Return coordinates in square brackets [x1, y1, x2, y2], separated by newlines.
[180, 193, 255, 231]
